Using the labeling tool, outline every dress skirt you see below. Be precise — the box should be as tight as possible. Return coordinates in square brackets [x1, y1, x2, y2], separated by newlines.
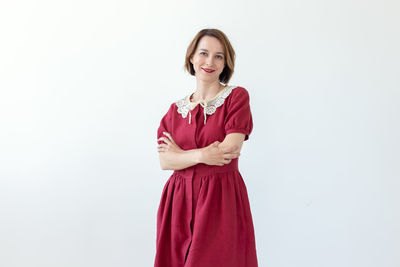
[154, 162, 258, 267]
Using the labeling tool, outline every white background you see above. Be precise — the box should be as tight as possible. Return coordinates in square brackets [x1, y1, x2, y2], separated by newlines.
[0, 0, 399, 266]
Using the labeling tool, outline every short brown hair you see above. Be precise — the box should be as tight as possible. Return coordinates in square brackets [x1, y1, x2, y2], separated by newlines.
[184, 28, 235, 84]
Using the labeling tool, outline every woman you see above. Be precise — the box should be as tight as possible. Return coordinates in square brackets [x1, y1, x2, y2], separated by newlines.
[155, 28, 258, 267]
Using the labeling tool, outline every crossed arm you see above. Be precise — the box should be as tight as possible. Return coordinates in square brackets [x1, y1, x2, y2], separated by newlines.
[157, 132, 246, 170]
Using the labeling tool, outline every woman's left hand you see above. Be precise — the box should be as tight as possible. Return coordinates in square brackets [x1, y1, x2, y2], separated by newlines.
[158, 132, 183, 153]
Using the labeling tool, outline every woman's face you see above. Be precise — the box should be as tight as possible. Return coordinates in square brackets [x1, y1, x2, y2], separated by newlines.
[190, 36, 226, 83]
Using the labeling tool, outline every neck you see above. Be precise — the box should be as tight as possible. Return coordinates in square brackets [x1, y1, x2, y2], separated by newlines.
[192, 80, 226, 102]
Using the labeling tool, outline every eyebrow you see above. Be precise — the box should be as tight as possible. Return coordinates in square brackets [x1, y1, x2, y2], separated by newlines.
[199, 48, 225, 55]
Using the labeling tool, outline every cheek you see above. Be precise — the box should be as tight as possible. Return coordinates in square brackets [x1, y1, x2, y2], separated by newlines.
[192, 59, 199, 67]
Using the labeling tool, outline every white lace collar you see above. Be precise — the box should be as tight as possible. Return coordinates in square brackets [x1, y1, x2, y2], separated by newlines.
[175, 85, 238, 125]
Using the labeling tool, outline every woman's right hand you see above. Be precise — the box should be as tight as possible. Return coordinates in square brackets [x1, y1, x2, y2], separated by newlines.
[199, 141, 240, 166]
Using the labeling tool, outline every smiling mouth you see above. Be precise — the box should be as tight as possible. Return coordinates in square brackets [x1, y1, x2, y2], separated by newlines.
[202, 68, 215, 73]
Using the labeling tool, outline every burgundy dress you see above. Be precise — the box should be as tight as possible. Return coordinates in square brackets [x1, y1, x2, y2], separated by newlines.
[155, 85, 258, 267]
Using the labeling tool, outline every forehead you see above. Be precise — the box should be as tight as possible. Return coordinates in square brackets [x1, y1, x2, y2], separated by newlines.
[197, 36, 225, 53]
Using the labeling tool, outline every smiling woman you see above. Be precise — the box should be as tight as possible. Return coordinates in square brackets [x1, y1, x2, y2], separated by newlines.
[184, 29, 235, 87]
[154, 28, 258, 267]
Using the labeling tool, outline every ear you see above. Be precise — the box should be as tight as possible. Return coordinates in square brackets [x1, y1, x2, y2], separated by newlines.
[189, 56, 193, 64]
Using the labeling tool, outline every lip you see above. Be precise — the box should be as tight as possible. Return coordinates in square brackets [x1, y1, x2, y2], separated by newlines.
[202, 67, 215, 73]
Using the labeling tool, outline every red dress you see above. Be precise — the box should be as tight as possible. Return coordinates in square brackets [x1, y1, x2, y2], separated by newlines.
[155, 85, 258, 267]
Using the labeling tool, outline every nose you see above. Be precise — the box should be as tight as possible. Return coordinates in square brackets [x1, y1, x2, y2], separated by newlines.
[206, 55, 214, 66]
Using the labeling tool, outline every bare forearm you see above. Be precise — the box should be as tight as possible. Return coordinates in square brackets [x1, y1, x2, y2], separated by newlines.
[158, 134, 244, 170]
[159, 148, 202, 170]
[218, 133, 245, 153]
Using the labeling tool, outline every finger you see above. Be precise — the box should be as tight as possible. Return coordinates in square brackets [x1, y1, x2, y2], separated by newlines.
[163, 132, 176, 144]
[159, 137, 172, 145]
[223, 152, 239, 157]
[158, 137, 166, 143]
[162, 132, 172, 140]
[159, 146, 169, 152]
[221, 158, 232, 164]
[233, 153, 240, 159]
[224, 153, 240, 159]
[158, 144, 168, 149]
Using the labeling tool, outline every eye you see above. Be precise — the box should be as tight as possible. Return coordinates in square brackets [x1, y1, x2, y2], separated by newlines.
[216, 55, 223, 59]
[200, 52, 207, 56]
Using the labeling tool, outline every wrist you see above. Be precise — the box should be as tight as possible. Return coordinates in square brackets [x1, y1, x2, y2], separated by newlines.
[188, 148, 203, 164]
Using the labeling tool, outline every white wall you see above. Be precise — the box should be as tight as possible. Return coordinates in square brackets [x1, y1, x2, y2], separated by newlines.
[0, 0, 399, 266]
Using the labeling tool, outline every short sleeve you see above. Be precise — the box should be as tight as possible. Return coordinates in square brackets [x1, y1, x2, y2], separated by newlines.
[157, 103, 175, 145]
[224, 87, 253, 141]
